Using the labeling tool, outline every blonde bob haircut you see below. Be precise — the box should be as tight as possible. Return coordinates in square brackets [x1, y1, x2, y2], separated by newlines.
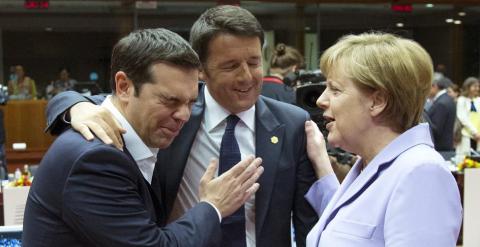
[320, 32, 433, 132]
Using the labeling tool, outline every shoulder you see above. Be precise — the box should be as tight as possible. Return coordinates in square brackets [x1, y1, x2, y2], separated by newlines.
[393, 144, 450, 178]
[50, 129, 131, 167]
[259, 95, 308, 119]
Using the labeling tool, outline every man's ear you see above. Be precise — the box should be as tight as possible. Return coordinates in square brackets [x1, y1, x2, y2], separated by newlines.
[369, 90, 388, 117]
[114, 71, 134, 101]
[198, 66, 207, 82]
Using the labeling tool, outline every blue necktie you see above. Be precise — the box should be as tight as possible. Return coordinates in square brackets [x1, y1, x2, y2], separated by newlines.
[471, 101, 477, 112]
[219, 115, 246, 247]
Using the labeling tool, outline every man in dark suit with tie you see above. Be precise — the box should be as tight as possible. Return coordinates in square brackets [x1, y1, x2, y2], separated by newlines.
[23, 28, 263, 247]
[44, 5, 317, 247]
[427, 76, 457, 152]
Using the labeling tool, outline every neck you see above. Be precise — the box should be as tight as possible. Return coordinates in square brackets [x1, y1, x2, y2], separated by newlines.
[354, 125, 400, 168]
[110, 95, 127, 118]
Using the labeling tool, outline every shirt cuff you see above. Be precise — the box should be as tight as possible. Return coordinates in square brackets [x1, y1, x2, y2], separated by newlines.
[62, 111, 71, 124]
[203, 201, 222, 223]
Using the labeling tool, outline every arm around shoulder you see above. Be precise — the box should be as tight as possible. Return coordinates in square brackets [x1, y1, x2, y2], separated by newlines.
[45, 91, 105, 135]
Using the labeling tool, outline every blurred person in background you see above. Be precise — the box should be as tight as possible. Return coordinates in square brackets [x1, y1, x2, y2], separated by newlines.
[456, 76, 480, 157]
[304, 32, 462, 247]
[448, 83, 460, 101]
[427, 77, 456, 152]
[261, 43, 304, 105]
[447, 83, 462, 147]
[8, 65, 37, 100]
[46, 67, 77, 99]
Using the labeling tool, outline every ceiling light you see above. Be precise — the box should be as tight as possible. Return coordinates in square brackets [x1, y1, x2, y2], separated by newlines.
[396, 23, 404, 27]
[458, 12, 466, 16]
[445, 18, 454, 23]
[45, 27, 53, 32]
[454, 20, 462, 25]
[426, 3, 434, 8]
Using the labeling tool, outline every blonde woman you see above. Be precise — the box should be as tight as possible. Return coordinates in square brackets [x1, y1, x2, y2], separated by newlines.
[304, 32, 462, 246]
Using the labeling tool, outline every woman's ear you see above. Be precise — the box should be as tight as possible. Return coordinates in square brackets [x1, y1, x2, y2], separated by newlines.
[291, 65, 297, 73]
[369, 90, 387, 117]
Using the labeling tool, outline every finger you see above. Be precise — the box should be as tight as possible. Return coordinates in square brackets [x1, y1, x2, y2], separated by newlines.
[74, 124, 95, 141]
[242, 183, 260, 202]
[305, 120, 318, 133]
[203, 159, 219, 182]
[111, 119, 126, 149]
[99, 109, 126, 147]
[221, 155, 255, 178]
[240, 166, 263, 192]
[99, 120, 123, 150]
[88, 122, 113, 145]
[236, 157, 262, 183]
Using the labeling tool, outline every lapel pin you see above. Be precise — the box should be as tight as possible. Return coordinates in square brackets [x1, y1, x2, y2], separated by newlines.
[271, 136, 278, 144]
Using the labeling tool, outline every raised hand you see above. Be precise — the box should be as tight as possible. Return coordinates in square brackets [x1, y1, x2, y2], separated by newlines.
[199, 156, 263, 218]
[305, 120, 334, 179]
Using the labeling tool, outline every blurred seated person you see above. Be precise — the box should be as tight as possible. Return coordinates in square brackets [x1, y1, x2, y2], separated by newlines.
[8, 65, 37, 100]
[261, 43, 304, 105]
[46, 67, 77, 99]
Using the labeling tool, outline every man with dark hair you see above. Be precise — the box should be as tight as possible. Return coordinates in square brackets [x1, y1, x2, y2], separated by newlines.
[44, 5, 317, 247]
[427, 76, 456, 152]
[23, 28, 263, 247]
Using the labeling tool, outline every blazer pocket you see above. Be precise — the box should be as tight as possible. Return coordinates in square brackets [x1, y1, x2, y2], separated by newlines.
[330, 219, 376, 239]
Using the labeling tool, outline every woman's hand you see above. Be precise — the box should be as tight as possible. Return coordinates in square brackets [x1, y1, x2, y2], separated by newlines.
[305, 120, 334, 179]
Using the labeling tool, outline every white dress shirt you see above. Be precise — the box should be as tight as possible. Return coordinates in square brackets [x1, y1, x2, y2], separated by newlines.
[101, 96, 158, 184]
[169, 86, 257, 246]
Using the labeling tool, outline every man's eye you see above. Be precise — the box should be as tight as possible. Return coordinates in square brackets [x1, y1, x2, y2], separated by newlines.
[222, 64, 238, 70]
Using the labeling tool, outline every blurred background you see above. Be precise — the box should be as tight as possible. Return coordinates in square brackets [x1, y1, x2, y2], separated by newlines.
[0, 0, 479, 96]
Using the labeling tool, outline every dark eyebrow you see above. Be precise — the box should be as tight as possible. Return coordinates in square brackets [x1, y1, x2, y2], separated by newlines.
[158, 92, 197, 104]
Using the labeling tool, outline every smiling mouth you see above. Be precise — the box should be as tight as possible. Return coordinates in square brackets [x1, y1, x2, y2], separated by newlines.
[234, 87, 252, 93]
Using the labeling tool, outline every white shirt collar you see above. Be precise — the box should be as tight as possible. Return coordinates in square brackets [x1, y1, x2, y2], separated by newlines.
[204, 85, 255, 132]
[101, 96, 159, 162]
[433, 89, 447, 102]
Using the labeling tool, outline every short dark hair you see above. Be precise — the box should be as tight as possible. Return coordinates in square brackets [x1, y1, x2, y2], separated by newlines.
[189, 5, 264, 64]
[433, 77, 453, 90]
[110, 28, 200, 95]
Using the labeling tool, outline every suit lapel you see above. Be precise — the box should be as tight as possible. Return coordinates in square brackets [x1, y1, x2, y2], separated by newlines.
[254, 98, 285, 237]
[123, 146, 165, 225]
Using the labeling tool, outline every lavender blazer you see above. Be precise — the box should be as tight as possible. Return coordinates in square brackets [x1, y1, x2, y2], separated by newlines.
[305, 123, 462, 247]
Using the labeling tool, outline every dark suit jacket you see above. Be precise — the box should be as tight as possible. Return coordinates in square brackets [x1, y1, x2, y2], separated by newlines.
[261, 76, 296, 105]
[23, 129, 220, 247]
[45, 84, 318, 247]
[427, 93, 456, 151]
